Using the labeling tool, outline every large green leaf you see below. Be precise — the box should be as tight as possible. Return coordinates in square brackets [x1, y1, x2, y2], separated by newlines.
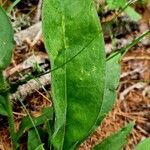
[93, 123, 134, 150]
[0, 7, 14, 70]
[42, 0, 106, 149]
[134, 138, 150, 150]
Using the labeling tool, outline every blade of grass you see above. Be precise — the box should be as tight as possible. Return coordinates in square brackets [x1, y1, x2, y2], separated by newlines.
[16, 107, 53, 141]
[17, 98, 42, 144]
[1, 0, 7, 7]
[107, 30, 150, 61]
[121, 30, 150, 58]
[7, 0, 21, 13]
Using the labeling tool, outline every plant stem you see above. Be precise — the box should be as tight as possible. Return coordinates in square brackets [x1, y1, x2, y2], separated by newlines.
[5, 93, 17, 149]
[0, 71, 17, 149]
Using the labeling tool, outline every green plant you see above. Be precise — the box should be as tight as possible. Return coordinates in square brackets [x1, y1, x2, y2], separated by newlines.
[42, 0, 150, 149]
[42, 0, 106, 149]
[1, 0, 150, 150]
[0, 6, 49, 150]
[42, 0, 137, 150]
[93, 123, 134, 150]
[0, 6, 16, 149]
[134, 138, 150, 150]
[106, 0, 141, 21]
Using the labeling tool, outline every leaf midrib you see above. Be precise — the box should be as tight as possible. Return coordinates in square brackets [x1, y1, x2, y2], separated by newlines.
[60, 10, 67, 149]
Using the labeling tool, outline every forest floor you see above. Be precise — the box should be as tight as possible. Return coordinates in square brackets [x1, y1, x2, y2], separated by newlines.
[0, 0, 150, 150]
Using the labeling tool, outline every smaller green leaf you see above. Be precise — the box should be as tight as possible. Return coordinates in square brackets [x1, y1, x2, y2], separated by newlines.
[106, 0, 141, 21]
[134, 138, 150, 150]
[124, 6, 141, 21]
[97, 53, 121, 125]
[28, 129, 42, 150]
[16, 107, 53, 141]
[93, 123, 134, 150]
[106, 0, 126, 9]
[0, 95, 8, 116]
[0, 7, 14, 70]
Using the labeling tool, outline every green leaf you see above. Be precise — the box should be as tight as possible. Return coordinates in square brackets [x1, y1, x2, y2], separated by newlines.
[42, 0, 106, 149]
[0, 95, 8, 116]
[124, 6, 141, 21]
[106, 0, 141, 21]
[44, 120, 53, 149]
[97, 53, 121, 124]
[0, 7, 14, 70]
[96, 29, 150, 125]
[96, 29, 150, 126]
[106, 0, 126, 9]
[28, 129, 42, 150]
[93, 123, 134, 150]
[35, 144, 45, 150]
[134, 138, 150, 150]
[16, 107, 53, 141]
